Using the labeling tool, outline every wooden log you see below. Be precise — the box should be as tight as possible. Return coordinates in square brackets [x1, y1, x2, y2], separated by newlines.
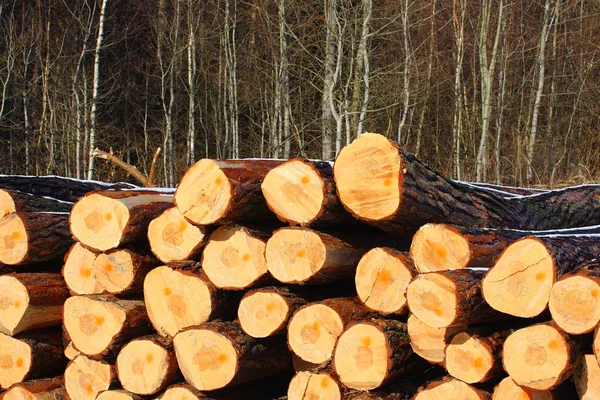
[62, 243, 99, 294]
[287, 297, 377, 364]
[63, 295, 152, 359]
[266, 227, 391, 285]
[287, 369, 345, 400]
[70, 189, 174, 251]
[175, 159, 283, 225]
[0, 329, 65, 389]
[502, 322, 583, 390]
[482, 236, 600, 318]
[0, 175, 135, 203]
[238, 286, 307, 338]
[96, 390, 144, 400]
[64, 355, 116, 400]
[261, 158, 358, 227]
[0, 212, 72, 265]
[333, 132, 600, 236]
[148, 207, 209, 263]
[549, 263, 600, 335]
[64, 341, 80, 360]
[144, 263, 237, 338]
[574, 354, 600, 400]
[0, 189, 72, 218]
[355, 247, 415, 315]
[407, 269, 503, 327]
[0, 273, 69, 336]
[444, 330, 509, 384]
[332, 319, 414, 390]
[413, 376, 490, 400]
[492, 377, 554, 400]
[173, 320, 291, 391]
[202, 224, 272, 290]
[0, 377, 66, 400]
[406, 313, 465, 365]
[116, 335, 180, 395]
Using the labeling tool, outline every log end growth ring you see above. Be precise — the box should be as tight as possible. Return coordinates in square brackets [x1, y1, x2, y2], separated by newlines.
[493, 376, 553, 400]
[0, 190, 16, 218]
[0, 214, 28, 265]
[287, 371, 342, 400]
[406, 273, 457, 327]
[238, 291, 289, 338]
[549, 273, 600, 335]
[0, 276, 29, 336]
[158, 387, 198, 400]
[65, 356, 113, 400]
[92, 250, 136, 294]
[148, 207, 207, 263]
[333, 133, 403, 221]
[414, 378, 488, 400]
[116, 339, 169, 395]
[0, 333, 31, 389]
[410, 224, 471, 273]
[445, 332, 494, 384]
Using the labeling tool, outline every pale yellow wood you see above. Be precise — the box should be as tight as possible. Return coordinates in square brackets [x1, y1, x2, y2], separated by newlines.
[287, 371, 341, 400]
[407, 314, 464, 365]
[0, 214, 27, 264]
[445, 332, 494, 384]
[574, 354, 600, 400]
[238, 291, 289, 338]
[65, 355, 113, 400]
[414, 378, 488, 400]
[96, 390, 139, 400]
[0, 333, 32, 388]
[158, 387, 199, 400]
[549, 274, 600, 334]
[0, 190, 16, 217]
[2, 386, 66, 400]
[63, 243, 99, 294]
[492, 376, 553, 400]
[148, 207, 207, 263]
[406, 273, 458, 327]
[116, 339, 169, 395]
[266, 228, 326, 283]
[410, 223, 471, 273]
[64, 341, 80, 361]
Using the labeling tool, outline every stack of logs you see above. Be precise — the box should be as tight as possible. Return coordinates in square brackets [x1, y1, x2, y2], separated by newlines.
[1, 132, 600, 399]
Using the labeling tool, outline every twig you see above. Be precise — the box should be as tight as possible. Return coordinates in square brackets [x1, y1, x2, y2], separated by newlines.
[91, 148, 150, 187]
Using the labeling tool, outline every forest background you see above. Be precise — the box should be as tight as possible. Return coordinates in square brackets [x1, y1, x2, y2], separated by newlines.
[0, 0, 598, 188]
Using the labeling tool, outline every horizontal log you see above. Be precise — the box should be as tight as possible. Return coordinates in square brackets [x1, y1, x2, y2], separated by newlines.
[414, 376, 490, 399]
[574, 354, 600, 400]
[0, 376, 66, 400]
[96, 390, 144, 400]
[406, 313, 465, 365]
[64, 355, 116, 400]
[288, 368, 345, 400]
[0, 189, 72, 218]
[492, 376, 556, 400]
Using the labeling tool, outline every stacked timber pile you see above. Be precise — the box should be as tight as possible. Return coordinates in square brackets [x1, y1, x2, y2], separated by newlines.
[2, 133, 600, 399]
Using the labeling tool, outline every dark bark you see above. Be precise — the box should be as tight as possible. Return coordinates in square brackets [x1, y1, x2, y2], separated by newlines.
[0, 189, 72, 214]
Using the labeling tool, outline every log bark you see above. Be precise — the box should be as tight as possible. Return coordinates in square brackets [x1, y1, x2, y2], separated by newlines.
[116, 335, 180, 395]
[414, 376, 491, 399]
[0, 272, 69, 335]
[0, 189, 72, 218]
[144, 262, 238, 338]
[261, 158, 359, 227]
[332, 319, 414, 390]
[0, 329, 66, 389]
[287, 297, 378, 364]
[407, 269, 504, 327]
[502, 321, 584, 390]
[287, 368, 345, 400]
[64, 355, 116, 400]
[0, 212, 73, 265]
[0, 175, 135, 203]
[0, 377, 66, 400]
[175, 159, 283, 226]
[96, 390, 144, 400]
[333, 132, 600, 237]
[574, 354, 600, 400]
[63, 295, 152, 359]
[70, 189, 174, 251]
[593, 324, 600, 365]
[482, 236, 600, 318]
[148, 207, 208, 263]
[355, 247, 415, 315]
[492, 376, 555, 400]
[173, 320, 291, 391]
[202, 224, 273, 290]
[406, 313, 466, 365]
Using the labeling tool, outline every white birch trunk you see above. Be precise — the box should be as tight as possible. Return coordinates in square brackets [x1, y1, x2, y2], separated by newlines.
[321, 0, 336, 160]
[187, 0, 197, 166]
[396, 0, 411, 144]
[356, 0, 372, 138]
[452, 0, 466, 180]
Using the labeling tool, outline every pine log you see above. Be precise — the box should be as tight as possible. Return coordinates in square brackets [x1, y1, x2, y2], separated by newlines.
[287, 297, 377, 364]
[175, 159, 283, 226]
[574, 354, 600, 400]
[202, 224, 273, 290]
[482, 236, 600, 318]
[0, 329, 65, 389]
[70, 189, 174, 251]
[502, 322, 583, 390]
[0, 189, 72, 218]
[332, 319, 414, 390]
[444, 330, 509, 384]
[355, 247, 415, 315]
[549, 263, 600, 335]
[407, 269, 503, 327]
[64, 341, 80, 360]
[0, 377, 66, 400]
[64, 355, 116, 400]
[238, 286, 308, 338]
[266, 227, 395, 284]
[333, 132, 600, 237]
[465, 182, 547, 196]
[261, 158, 358, 227]
[96, 390, 144, 400]
[492, 377, 554, 400]
[144, 263, 237, 338]
[173, 320, 291, 391]
[0, 212, 72, 265]
[406, 313, 465, 365]
[63, 295, 152, 359]
[593, 324, 600, 364]
[413, 376, 491, 400]
[0, 273, 69, 335]
[116, 335, 180, 395]
[148, 207, 209, 263]
[62, 243, 98, 294]
[0, 175, 135, 203]
[92, 248, 158, 295]
[287, 369, 345, 400]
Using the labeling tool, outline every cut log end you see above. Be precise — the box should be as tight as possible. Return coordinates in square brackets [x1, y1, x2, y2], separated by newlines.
[116, 339, 173, 395]
[574, 354, 600, 400]
[261, 160, 325, 225]
[287, 371, 342, 400]
[493, 376, 553, 400]
[0, 276, 30, 335]
[0, 189, 17, 217]
[0, 213, 28, 265]
[445, 332, 495, 384]
[65, 355, 113, 400]
[97, 390, 143, 400]
[174, 159, 232, 225]
[158, 386, 200, 400]
[355, 247, 414, 314]
[2, 377, 66, 400]
[202, 225, 268, 289]
[0, 333, 33, 388]
[594, 326, 600, 363]
[63, 243, 98, 294]
[482, 237, 554, 318]
[549, 273, 600, 335]
[503, 323, 572, 390]
[333, 132, 403, 221]
[288, 304, 344, 364]
[238, 291, 289, 338]
[407, 314, 465, 364]
[266, 228, 326, 284]
[148, 207, 207, 263]
[414, 378, 490, 400]
[406, 273, 459, 327]
[410, 223, 471, 273]
[91, 250, 140, 294]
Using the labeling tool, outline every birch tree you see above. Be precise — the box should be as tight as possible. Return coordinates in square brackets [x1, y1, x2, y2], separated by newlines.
[396, 0, 411, 144]
[355, 0, 372, 139]
[452, 0, 466, 180]
[322, 0, 337, 160]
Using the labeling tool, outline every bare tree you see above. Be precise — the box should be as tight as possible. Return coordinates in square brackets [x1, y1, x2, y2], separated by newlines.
[355, 0, 372, 139]
[452, 0, 466, 180]
[186, 0, 197, 166]
[322, 0, 337, 160]
[396, 0, 411, 144]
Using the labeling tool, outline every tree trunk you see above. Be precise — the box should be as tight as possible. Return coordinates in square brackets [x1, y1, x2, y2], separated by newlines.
[574, 354, 600, 400]
[493, 376, 557, 400]
[407, 313, 465, 365]
[2, 377, 66, 400]
[65, 355, 116, 400]
[288, 368, 345, 400]
[0, 189, 72, 217]
[414, 376, 490, 399]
